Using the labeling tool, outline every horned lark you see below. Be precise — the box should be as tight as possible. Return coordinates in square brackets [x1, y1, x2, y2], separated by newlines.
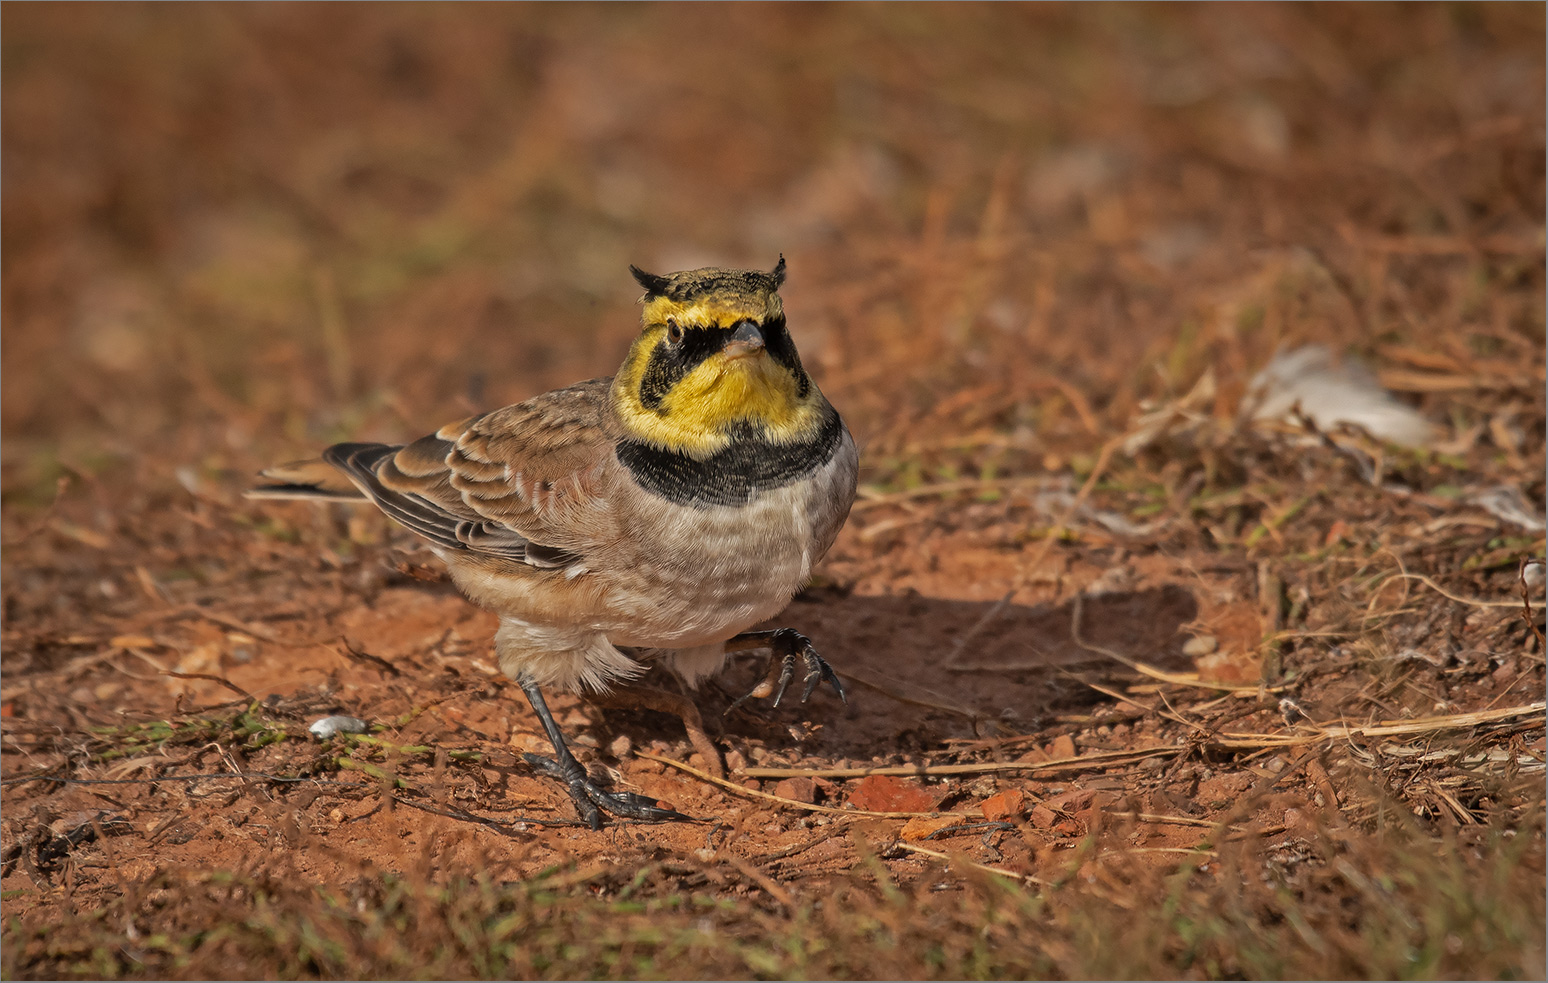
[250, 259, 858, 828]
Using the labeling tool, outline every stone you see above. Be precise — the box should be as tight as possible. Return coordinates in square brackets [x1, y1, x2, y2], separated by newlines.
[900, 816, 959, 841]
[980, 788, 1027, 822]
[1046, 788, 1095, 812]
[772, 777, 817, 804]
[846, 775, 937, 813]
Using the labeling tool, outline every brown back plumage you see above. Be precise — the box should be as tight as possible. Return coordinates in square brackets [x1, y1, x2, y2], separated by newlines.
[247, 380, 619, 569]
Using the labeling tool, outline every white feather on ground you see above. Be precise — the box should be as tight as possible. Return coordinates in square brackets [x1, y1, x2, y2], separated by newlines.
[1241, 345, 1438, 449]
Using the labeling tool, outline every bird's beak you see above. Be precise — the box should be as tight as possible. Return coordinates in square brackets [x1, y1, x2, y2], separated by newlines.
[723, 320, 766, 359]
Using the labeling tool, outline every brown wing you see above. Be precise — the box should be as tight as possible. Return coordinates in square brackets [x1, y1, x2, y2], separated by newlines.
[324, 379, 619, 568]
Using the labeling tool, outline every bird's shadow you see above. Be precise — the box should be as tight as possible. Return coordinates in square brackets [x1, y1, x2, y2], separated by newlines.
[603, 583, 1200, 762]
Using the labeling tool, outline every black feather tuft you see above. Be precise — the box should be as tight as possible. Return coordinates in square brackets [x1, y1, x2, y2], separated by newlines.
[769, 254, 786, 289]
[629, 265, 674, 297]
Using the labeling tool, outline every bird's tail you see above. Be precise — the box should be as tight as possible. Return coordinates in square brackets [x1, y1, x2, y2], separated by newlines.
[245, 458, 368, 502]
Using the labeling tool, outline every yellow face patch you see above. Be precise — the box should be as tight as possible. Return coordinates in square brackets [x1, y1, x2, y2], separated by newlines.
[638, 291, 784, 332]
[612, 320, 824, 457]
[611, 261, 821, 456]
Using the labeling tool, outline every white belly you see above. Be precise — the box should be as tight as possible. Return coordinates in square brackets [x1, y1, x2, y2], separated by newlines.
[604, 429, 857, 650]
[605, 481, 817, 647]
[479, 427, 857, 694]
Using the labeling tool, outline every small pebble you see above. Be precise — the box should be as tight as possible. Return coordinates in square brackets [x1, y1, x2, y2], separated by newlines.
[226, 632, 259, 664]
[309, 715, 370, 739]
[1182, 635, 1218, 657]
[773, 777, 817, 803]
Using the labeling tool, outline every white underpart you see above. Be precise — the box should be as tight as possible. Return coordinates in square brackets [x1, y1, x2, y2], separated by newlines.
[659, 642, 731, 688]
[603, 470, 831, 646]
[485, 426, 858, 695]
[495, 616, 643, 693]
[795, 500, 813, 582]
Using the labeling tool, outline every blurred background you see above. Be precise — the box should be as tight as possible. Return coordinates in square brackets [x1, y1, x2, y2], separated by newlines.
[2, 2, 1543, 504]
[3, 12, 1545, 975]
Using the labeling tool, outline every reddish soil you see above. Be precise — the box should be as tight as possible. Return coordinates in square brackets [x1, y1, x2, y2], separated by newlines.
[2, 4, 1543, 979]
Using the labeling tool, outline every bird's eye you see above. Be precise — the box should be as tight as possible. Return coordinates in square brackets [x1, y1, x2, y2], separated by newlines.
[666, 319, 683, 345]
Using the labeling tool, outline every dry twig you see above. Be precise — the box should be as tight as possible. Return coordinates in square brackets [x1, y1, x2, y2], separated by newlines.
[635, 752, 974, 819]
[885, 840, 1051, 887]
[1520, 559, 1546, 647]
[740, 746, 1173, 780]
[1067, 592, 1285, 694]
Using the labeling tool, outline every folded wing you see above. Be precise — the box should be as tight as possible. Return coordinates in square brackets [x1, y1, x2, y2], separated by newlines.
[250, 380, 618, 570]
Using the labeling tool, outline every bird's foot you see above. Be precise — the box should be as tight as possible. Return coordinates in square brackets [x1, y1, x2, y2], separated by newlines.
[522, 753, 696, 830]
[726, 627, 847, 714]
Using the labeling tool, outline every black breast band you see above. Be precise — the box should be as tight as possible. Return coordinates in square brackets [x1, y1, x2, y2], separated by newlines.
[616, 406, 843, 508]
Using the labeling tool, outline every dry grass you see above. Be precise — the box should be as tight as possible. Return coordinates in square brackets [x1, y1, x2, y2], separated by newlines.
[3, 3, 1544, 979]
[4, 806, 1542, 980]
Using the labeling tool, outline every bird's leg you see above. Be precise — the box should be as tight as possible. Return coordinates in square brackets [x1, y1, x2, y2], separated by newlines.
[515, 672, 695, 829]
[588, 684, 725, 779]
[724, 627, 847, 714]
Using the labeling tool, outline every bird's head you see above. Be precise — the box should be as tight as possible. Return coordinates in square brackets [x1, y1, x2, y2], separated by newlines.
[612, 258, 825, 456]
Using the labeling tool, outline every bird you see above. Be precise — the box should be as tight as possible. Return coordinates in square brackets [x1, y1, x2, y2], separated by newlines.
[248, 258, 859, 828]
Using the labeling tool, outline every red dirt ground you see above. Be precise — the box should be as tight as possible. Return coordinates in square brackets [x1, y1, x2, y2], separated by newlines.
[3, 5, 1544, 979]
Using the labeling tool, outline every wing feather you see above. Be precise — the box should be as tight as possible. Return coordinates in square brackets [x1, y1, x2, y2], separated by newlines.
[315, 380, 617, 569]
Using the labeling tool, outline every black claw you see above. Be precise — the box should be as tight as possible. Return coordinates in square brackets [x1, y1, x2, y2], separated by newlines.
[724, 689, 757, 715]
[584, 787, 696, 824]
[806, 649, 846, 705]
[770, 655, 797, 708]
[521, 751, 571, 782]
[789, 633, 844, 706]
[727, 628, 847, 713]
[517, 673, 698, 828]
[523, 752, 695, 827]
[800, 666, 823, 703]
[826, 665, 848, 705]
[572, 785, 605, 830]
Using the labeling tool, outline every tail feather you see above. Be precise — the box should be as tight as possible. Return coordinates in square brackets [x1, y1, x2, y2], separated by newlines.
[246, 457, 368, 502]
